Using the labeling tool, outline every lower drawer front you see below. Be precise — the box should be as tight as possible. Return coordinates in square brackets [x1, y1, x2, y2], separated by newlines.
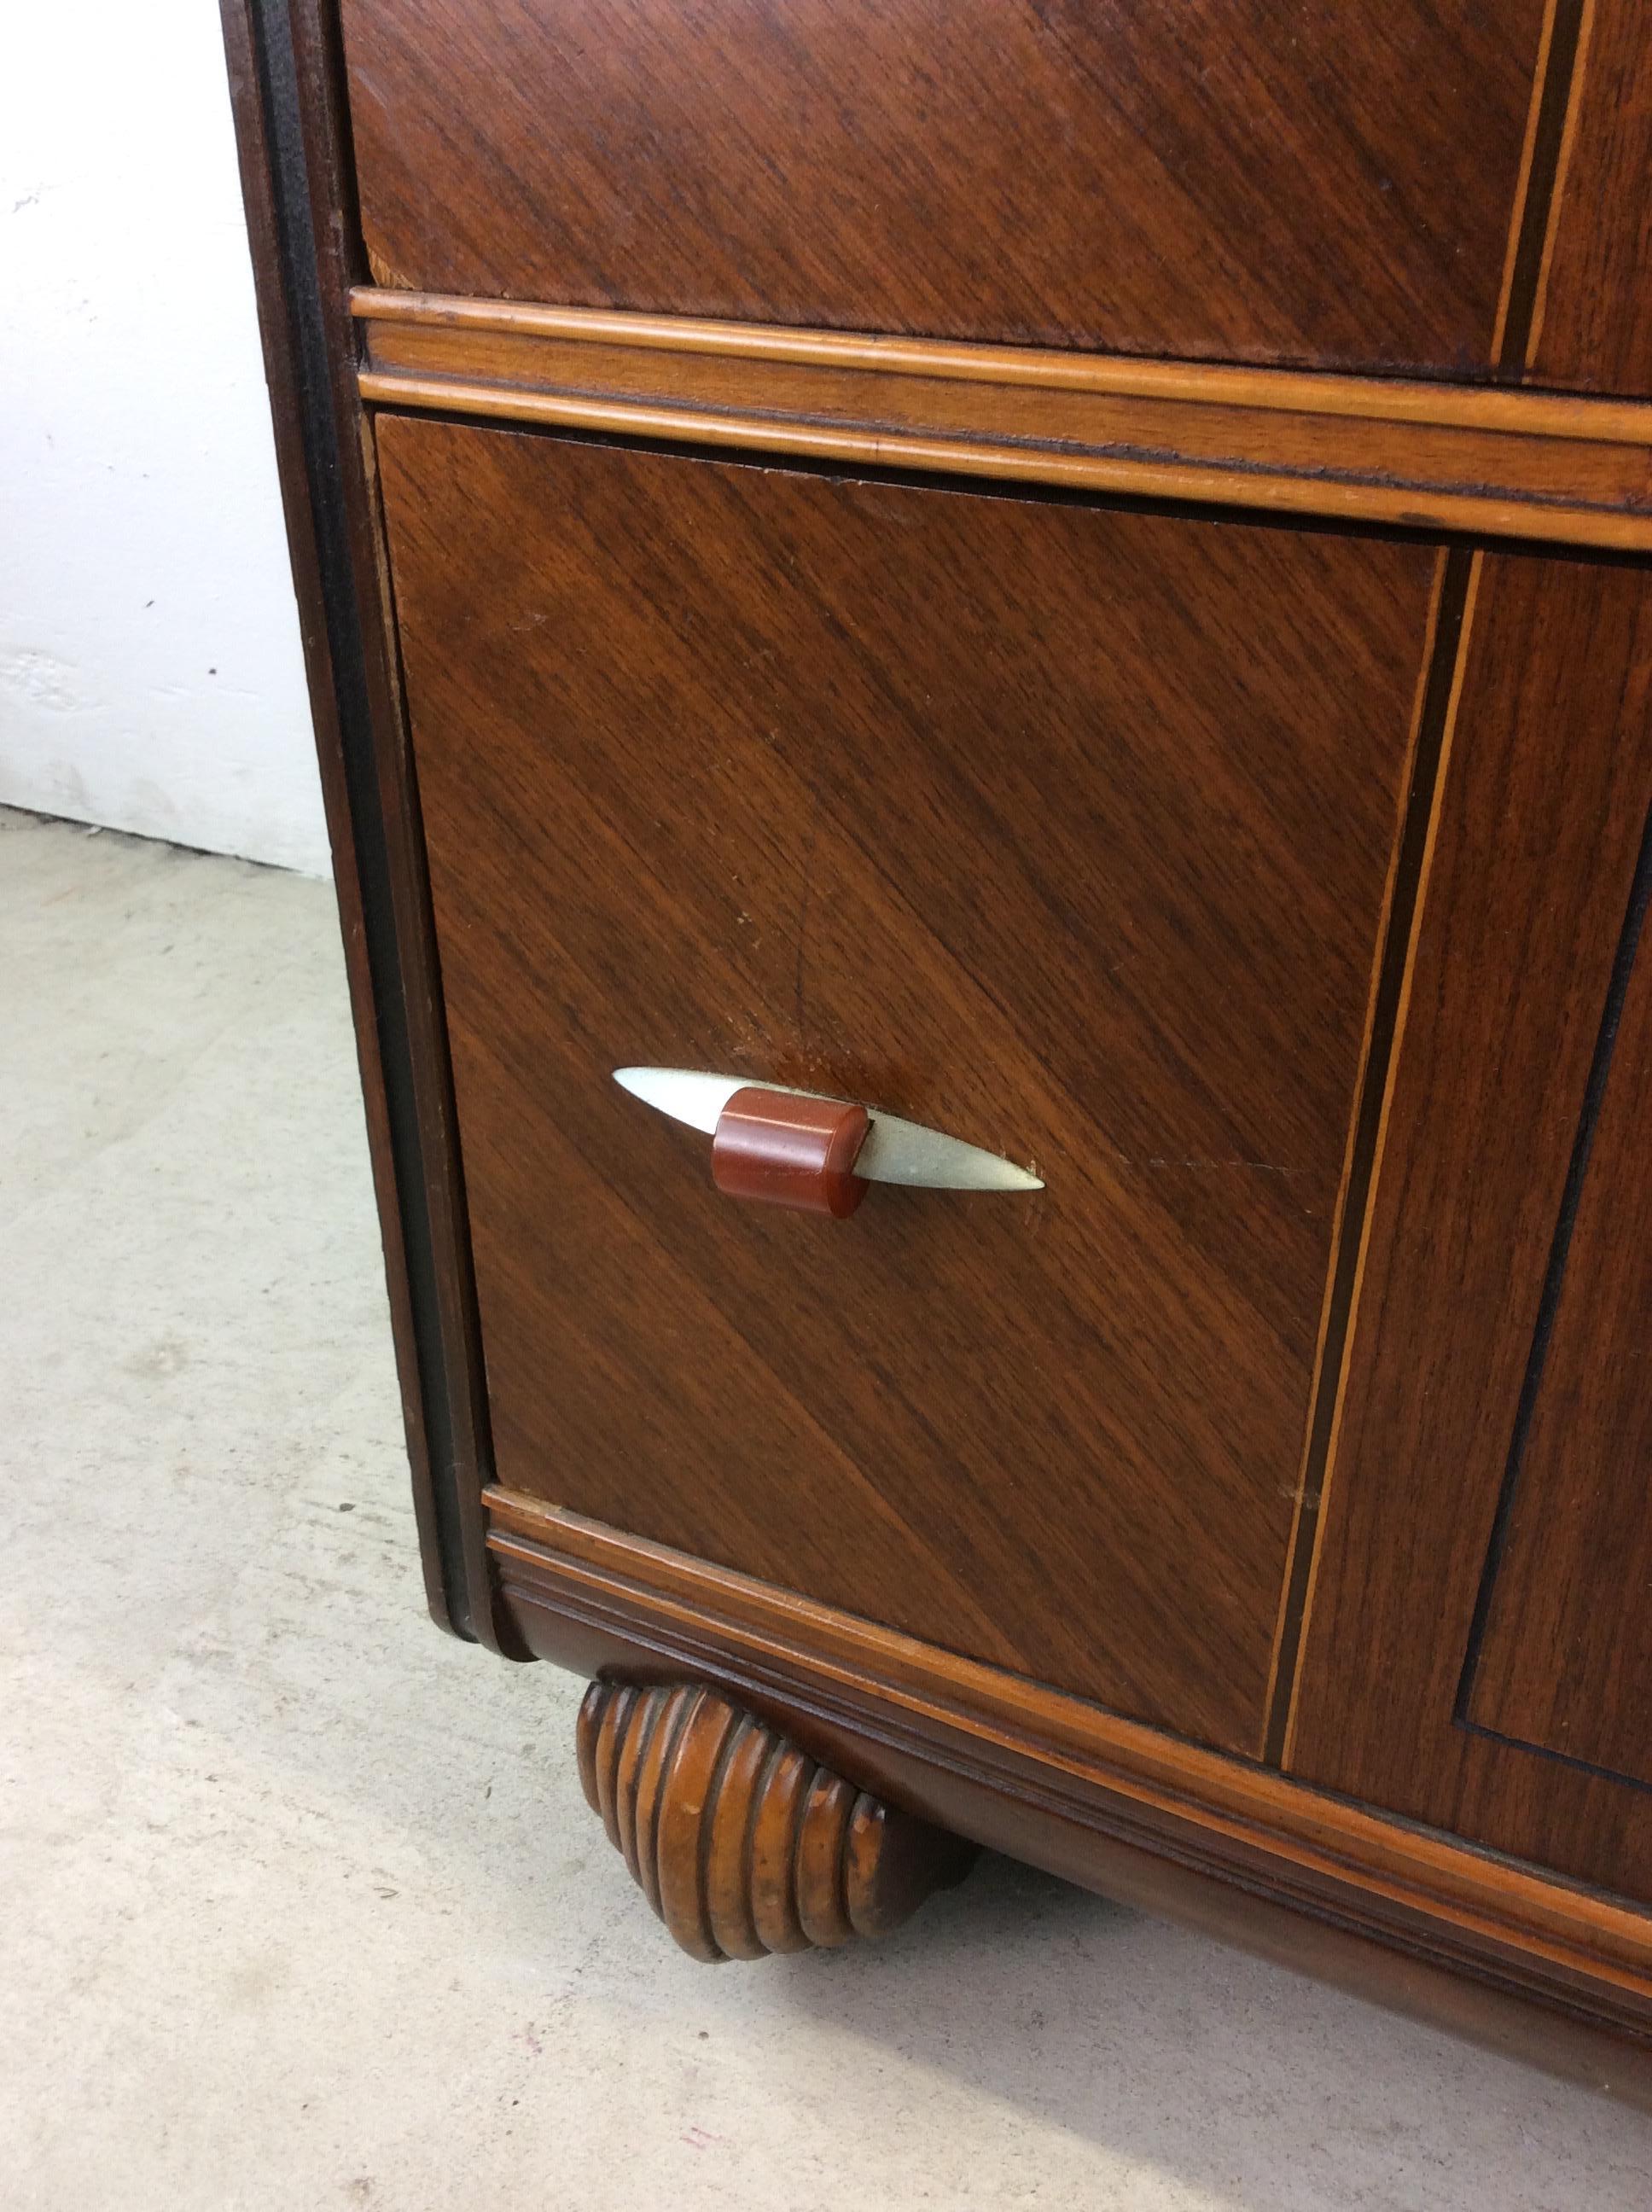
[376, 416, 1438, 1755]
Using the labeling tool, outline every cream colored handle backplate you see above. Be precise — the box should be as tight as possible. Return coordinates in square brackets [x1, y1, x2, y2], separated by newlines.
[613, 1068, 1043, 1192]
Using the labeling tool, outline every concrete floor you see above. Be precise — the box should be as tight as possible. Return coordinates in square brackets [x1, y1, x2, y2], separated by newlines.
[3, 805, 1648, 2211]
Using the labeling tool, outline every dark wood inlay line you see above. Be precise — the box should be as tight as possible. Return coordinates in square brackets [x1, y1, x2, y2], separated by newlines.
[351, 289, 1652, 550]
[338, 0, 1549, 375]
[351, 289, 1652, 439]
[1278, 552, 1652, 1898]
[1525, 0, 1652, 393]
[1260, 547, 1480, 1767]
[1455, 793, 1652, 1768]
[1495, 0, 1591, 375]
[379, 415, 1436, 1749]
[223, 0, 505, 1648]
[484, 1486, 1652, 2008]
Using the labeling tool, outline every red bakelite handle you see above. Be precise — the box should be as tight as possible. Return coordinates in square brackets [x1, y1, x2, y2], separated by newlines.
[711, 1087, 870, 1217]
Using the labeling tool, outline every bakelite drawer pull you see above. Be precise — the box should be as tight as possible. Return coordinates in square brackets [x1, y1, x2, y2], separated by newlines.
[713, 1087, 872, 1217]
[613, 1067, 1043, 1217]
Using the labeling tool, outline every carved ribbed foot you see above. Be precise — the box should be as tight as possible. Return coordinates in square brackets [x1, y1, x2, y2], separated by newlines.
[576, 1679, 977, 1961]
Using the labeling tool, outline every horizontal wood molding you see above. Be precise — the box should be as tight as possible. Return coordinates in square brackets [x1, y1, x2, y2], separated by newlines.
[485, 1487, 1652, 2051]
[354, 289, 1652, 549]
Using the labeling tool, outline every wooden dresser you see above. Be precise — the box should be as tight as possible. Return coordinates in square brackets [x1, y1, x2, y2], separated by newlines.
[224, 0, 1652, 2097]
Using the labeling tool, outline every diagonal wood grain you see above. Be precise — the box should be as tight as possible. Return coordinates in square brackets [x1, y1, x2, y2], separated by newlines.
[1467, 818, 1652, 1788]
[376, 419, 1436, 1752]
[1526, 0, 1652, 394]
[340, 0, 1546, 376]
[1287, 550, 1652, 1898]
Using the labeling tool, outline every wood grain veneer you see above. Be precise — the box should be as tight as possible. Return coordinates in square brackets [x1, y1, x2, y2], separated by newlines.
[375, 415, 1441, 1756]
[229, 0, 1652, 2091]
[1287, 552, 1652, 1901]
[336, 0, 1550, 376]
[486, 1487, 1652, 2102]
[1527, 0, 1652, 395]
[352, 290, 1652, 550]
[1466, 826, 1652, 1787]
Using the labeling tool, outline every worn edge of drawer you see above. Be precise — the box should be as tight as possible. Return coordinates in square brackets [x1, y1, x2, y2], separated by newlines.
[352, 289, 1652, 551]
[484, 1487, 1652, 2077]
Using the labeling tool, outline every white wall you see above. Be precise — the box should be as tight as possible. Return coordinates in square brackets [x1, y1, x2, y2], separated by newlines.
[1, 2, 332, 876]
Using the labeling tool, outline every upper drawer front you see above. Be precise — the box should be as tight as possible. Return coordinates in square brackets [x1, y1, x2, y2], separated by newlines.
[375, 416, 1440, 1756]
[341, 0, 1546, 376]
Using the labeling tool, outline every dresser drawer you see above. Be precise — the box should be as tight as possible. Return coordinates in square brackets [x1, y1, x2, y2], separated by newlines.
[233, 0, 1652, 2070]
[341, 0, 1546, 378]
[376, 416, 1438, 1755]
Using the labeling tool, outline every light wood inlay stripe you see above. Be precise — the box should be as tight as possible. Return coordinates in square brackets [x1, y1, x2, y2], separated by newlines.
[352, 289, 1652, 549]
[354, 289, 1652, 440]
[485, 1487, 1652, 2007]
